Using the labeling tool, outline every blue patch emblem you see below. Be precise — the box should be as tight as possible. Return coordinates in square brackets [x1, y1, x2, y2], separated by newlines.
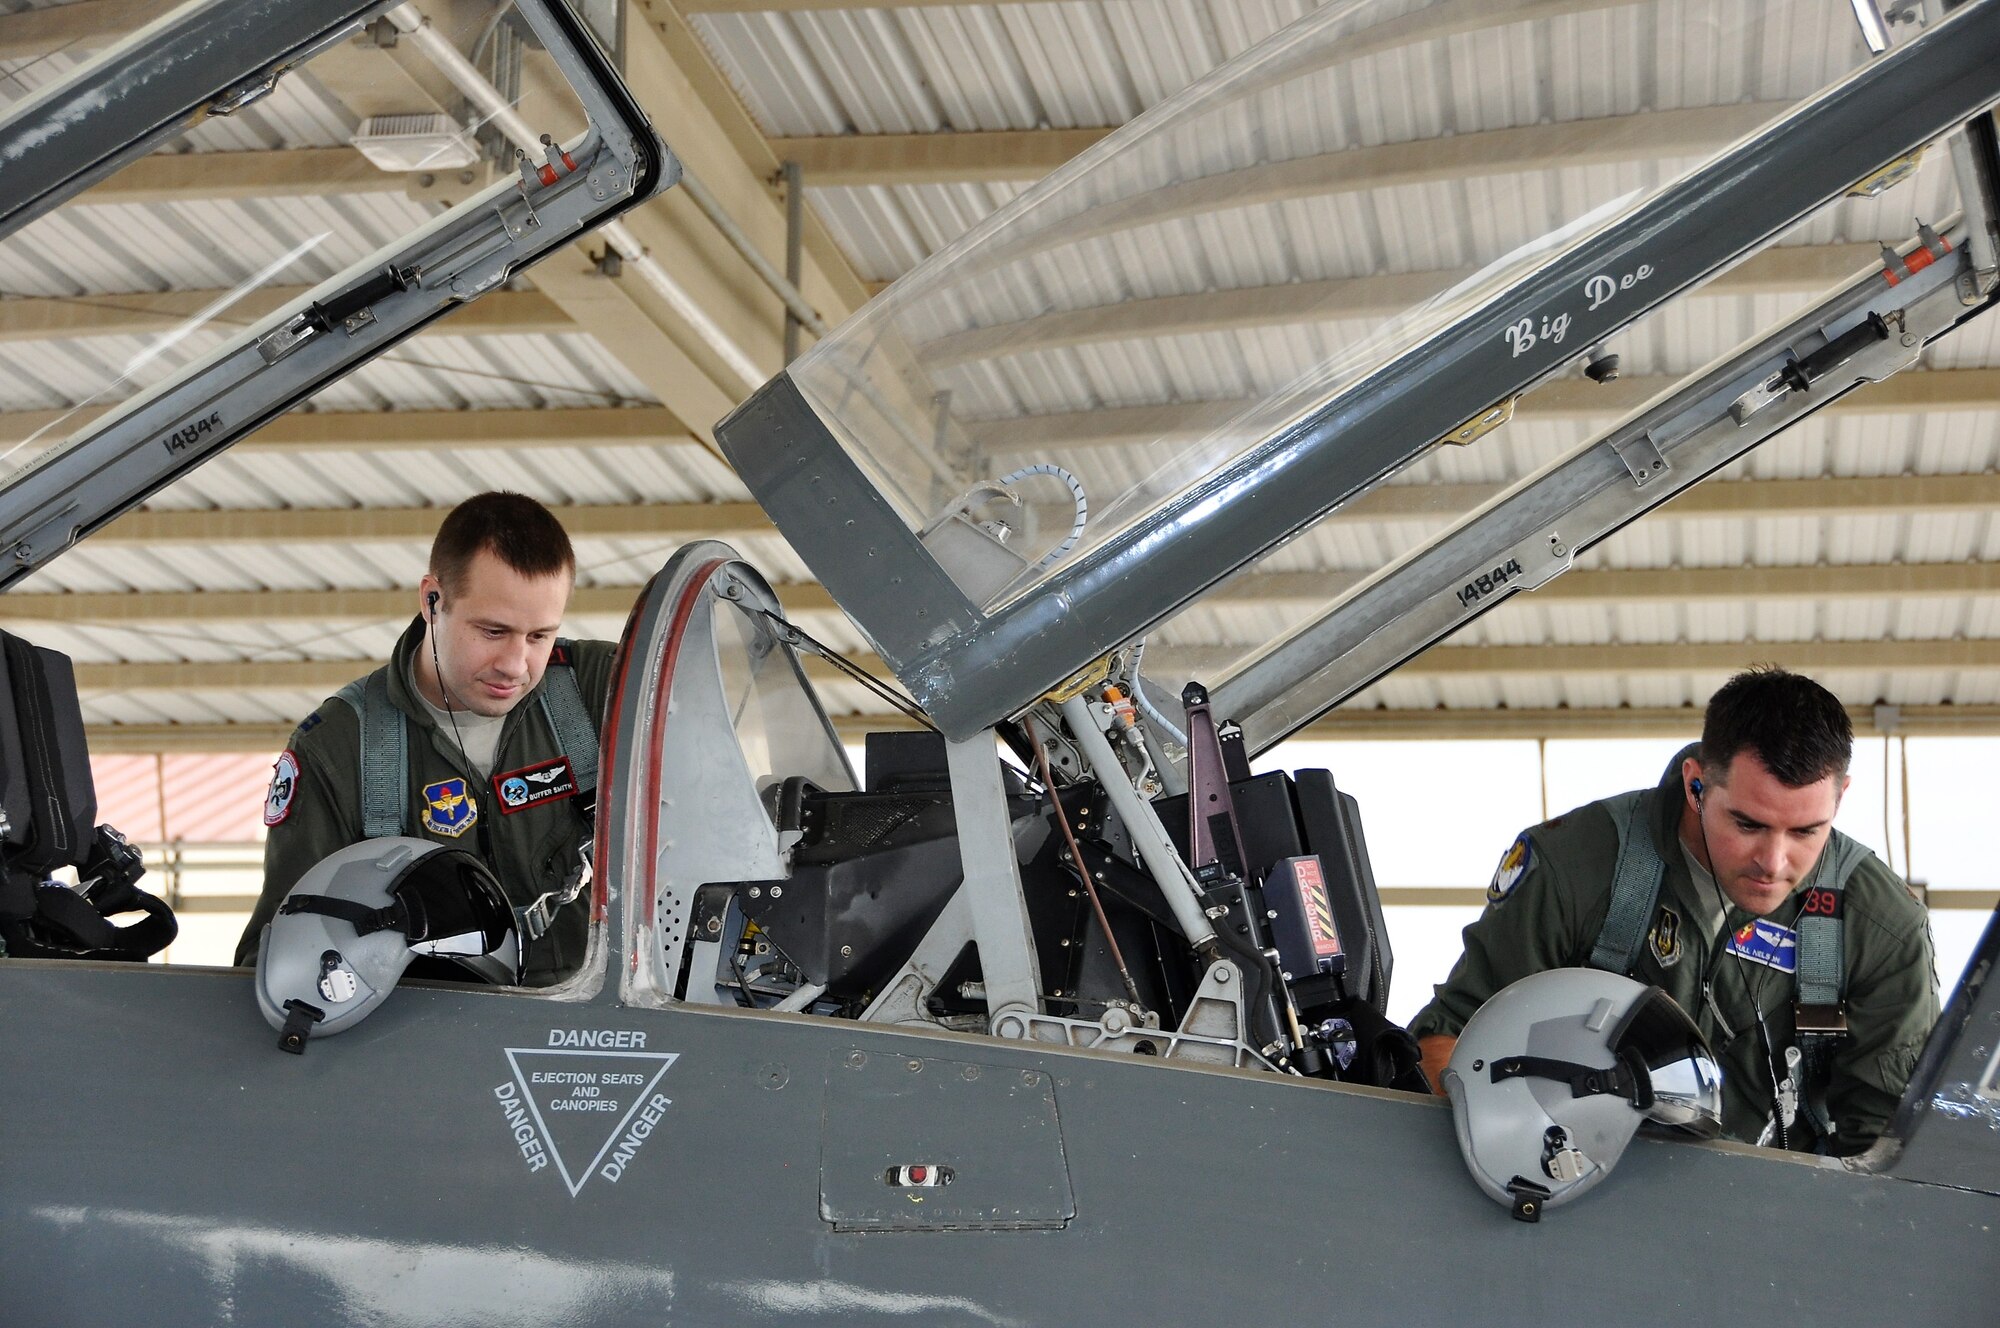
[500, 776, 531, 808]
[1487, 833, 1532, 905]
[421, 777, 478, 838]
[1727, 918, 1798, 974]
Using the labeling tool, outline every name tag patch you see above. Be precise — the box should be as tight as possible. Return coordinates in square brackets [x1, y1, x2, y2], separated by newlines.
[494, 757, 577, 814]
[1727, 919, 1798, 974]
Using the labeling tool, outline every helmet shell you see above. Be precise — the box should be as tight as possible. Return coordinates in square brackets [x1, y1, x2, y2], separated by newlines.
[255, 837, 517, 1041]
[1444, 969, 1721, 1214]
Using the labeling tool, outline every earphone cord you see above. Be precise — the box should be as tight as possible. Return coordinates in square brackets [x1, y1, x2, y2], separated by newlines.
[429, 598, 472, 770]
[1694, 788, 1795, 1148]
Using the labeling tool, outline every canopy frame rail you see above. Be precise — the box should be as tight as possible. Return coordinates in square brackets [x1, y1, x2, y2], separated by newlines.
[1214, 219, 1987, 752]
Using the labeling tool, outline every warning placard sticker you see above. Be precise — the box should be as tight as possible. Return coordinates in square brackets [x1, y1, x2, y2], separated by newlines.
[495, 1045, 678, 1197]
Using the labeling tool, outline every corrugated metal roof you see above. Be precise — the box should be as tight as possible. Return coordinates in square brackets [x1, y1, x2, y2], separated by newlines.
[0, 0, 1993, 746]
[0, 189, 430, 300]
[696, 0, 1864, 139]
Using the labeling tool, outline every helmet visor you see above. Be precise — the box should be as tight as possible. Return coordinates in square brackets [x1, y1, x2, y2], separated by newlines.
[1610, 986, 1724, 1138]
[397, 853, 516, 962]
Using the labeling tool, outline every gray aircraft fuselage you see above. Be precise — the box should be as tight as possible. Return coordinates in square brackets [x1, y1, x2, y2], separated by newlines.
[3, 957, 1995, 1325]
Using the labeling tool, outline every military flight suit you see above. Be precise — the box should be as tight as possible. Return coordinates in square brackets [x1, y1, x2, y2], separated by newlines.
[1410, 747, 1938, 1152]
[236, 616, 616, 987]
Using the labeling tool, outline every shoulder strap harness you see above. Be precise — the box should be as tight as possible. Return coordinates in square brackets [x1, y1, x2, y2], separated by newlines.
[332, 641, 598, 839]
[1588, 790, 1659, 973]
[1590, 785, 1869, 1141]
[337, 671, 407, 839]
[535, 644, 599, 802]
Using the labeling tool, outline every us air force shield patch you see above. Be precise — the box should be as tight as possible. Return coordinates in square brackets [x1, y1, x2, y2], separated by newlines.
[421, 777, 479, 838]
[1487, 833, 1532, 904]
[1648, 904, 1683, 968]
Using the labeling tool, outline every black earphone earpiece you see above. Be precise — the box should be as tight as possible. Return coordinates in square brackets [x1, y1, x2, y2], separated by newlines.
[423, 587, 468, 752]
[1690, 776, 1704, 804]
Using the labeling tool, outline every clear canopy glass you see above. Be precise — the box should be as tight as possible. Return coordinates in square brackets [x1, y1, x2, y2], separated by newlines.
[787, 0, 1881, 617]
[0, 3, 592, 493]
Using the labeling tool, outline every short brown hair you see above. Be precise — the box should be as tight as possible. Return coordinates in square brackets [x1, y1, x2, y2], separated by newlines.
[429, 492, 575, 597]
[1700, 665, 1852, 787]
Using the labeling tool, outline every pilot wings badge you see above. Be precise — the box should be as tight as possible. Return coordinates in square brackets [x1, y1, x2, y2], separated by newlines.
[421, 777, 479, 838]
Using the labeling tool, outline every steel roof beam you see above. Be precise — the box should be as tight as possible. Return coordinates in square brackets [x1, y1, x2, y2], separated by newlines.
[77, 702, 2000, 754]
[1285, 704, 2000, 741]
[1397, 639, 2000, 676]
[0, 406, 701, 456]
[486, 0, 878, 443]
[770, 101, 1784, 187]
[11, 561, 1999, 627]
[74, 148, 403, 204]
[1, 582, 838, 624]
[64, 636, 2000, 697]
[31, 470, 1999, 553]
[88, 500, 774, 546]
[14, 364, 1991, 461]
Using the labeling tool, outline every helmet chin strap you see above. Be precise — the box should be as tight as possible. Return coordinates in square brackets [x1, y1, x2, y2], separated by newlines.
[1488, 1050, 1653, 1110]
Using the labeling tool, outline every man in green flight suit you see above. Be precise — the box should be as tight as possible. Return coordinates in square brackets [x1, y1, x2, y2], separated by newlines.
[1410, 667, 1937, 1154]
[237, 492, 616, 987]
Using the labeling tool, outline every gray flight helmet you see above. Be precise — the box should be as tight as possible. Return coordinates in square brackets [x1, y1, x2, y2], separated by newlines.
[255, 837, 520, 1051]
[1443, 969, 1722, 1221]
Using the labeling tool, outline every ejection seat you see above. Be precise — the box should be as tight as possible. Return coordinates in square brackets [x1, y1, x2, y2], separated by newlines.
[0, 628, 173, 962]
[601, 542, 1416, 1090]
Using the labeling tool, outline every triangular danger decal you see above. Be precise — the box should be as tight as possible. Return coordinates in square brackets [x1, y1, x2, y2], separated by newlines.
[496, 1047, 678, 1196]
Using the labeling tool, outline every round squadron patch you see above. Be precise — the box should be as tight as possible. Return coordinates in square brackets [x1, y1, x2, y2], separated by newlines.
[1647, 904, 1683, 969]
[1487, 833, 1533, 905]
[264, 750, 300, 827]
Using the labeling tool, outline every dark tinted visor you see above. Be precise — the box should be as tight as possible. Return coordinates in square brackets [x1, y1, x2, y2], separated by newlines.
[1611, 986, 1724, 1137]
[395, 852, 514, 957]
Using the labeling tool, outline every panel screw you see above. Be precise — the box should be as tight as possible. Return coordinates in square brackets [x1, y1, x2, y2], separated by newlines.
[845, 1051, 866, 1068]
[1021, 1071, 1041, 1087]
[906, 1058, 923, 1073]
